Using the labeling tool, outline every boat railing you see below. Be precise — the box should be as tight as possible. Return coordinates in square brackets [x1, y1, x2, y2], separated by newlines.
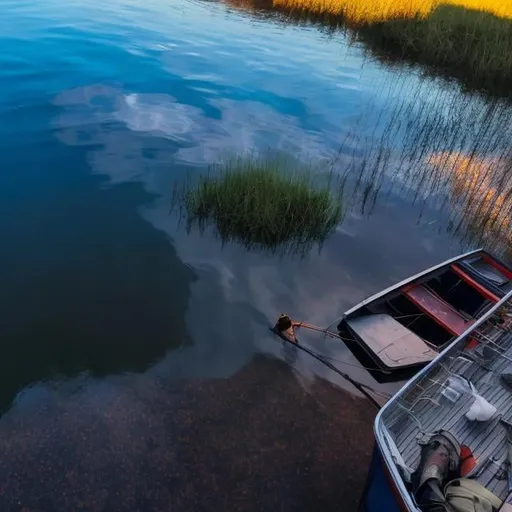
[374, 288, 512, 512]
[385, 314, 512, 436]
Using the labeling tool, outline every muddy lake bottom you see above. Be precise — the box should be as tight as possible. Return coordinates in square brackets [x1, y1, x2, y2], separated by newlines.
[0, 356, 375, 511]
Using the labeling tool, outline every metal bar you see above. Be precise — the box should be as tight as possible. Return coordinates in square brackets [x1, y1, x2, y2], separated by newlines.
[451, 263, 501, 303]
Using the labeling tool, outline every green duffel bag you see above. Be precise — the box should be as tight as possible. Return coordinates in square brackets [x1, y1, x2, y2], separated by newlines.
[445, 479, 503, 512]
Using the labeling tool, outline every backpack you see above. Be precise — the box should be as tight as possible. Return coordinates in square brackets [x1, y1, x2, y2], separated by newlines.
[444, 479, 503, 512]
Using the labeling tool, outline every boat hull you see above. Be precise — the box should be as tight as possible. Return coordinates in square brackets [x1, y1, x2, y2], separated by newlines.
[359, 444, 407, 512]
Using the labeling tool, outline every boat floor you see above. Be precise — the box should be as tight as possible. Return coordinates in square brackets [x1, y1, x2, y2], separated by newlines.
[380, 303, 512, 503]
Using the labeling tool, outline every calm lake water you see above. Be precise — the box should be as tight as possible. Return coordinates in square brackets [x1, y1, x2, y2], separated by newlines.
[1, 0, 511, 509]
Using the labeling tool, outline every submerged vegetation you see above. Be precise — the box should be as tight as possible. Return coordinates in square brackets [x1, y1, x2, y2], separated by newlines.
[175, 156, 343, 253]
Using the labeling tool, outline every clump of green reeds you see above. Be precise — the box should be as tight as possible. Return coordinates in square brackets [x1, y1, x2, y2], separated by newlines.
[175, 155, 344, 253]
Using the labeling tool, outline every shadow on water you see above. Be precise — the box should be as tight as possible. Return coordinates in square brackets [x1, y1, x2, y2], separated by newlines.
[0, 102, 196, 413]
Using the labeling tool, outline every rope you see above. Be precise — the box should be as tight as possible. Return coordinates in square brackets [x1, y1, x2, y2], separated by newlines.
[273, 328, 384, 409]
[305, 347, 393, 374]
[292, 319, 428, 369]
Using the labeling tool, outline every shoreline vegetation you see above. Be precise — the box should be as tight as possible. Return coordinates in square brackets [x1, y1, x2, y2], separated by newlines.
[224, 0, 512, 99]
[358, 5, 512, 99]
[272, 0, 512, 23]
[175, 155, 343, 254]
[173, 2, 512, 255]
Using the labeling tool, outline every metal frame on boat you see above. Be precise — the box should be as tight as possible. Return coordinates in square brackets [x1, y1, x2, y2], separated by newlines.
[363, 288, 512, 512]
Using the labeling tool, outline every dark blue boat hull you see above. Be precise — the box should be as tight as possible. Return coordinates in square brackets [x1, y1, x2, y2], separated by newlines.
[359, 445, 404, 512]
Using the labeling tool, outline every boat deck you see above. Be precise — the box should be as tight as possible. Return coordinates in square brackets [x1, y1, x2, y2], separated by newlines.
[378, 296, 512, 507]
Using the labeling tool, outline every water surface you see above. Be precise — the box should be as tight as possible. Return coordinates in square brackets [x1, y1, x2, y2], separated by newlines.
[1, 0, 510, 508]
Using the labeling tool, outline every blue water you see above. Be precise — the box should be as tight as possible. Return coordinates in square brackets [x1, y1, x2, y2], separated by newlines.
[0, 0, 491, 508]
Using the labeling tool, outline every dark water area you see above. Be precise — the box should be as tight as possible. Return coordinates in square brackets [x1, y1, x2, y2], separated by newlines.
[0, 356, 375, 511]
[1, 0, 511, 509]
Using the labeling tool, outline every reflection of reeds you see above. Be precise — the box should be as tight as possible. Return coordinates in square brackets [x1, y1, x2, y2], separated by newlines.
[427, 152, 512, 249]
[175, 155, 344, 254]
[338, 75, 512, 254]
[221, 0, 512, 99]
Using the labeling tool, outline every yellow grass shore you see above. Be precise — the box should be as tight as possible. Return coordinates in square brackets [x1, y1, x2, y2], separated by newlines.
[242, 0, 512, 99]
[272, 0, 512, 23]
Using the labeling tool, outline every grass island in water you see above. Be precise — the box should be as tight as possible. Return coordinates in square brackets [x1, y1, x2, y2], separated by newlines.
[176, 156, 344, 253]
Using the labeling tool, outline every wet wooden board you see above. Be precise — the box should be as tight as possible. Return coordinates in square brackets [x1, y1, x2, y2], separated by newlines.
[402, 284, 474, 336]
[347, 314, 437, 370]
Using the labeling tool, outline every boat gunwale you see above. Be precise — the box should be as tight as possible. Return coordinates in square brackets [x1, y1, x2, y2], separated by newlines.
[338, 249, 482, 372]
[373, 287, 512, 512]
[341, 249, 482, 320]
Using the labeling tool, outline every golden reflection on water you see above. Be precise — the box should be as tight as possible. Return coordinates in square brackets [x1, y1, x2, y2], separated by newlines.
[427, 151, 512, 249]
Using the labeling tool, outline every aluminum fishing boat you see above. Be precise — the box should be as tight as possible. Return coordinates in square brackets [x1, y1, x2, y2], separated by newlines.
[338, 250, 512, 375]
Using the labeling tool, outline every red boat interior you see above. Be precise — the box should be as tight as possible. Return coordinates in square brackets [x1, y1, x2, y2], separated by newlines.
[401, 283, 474, 337]
[340, 252, 512, 358]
